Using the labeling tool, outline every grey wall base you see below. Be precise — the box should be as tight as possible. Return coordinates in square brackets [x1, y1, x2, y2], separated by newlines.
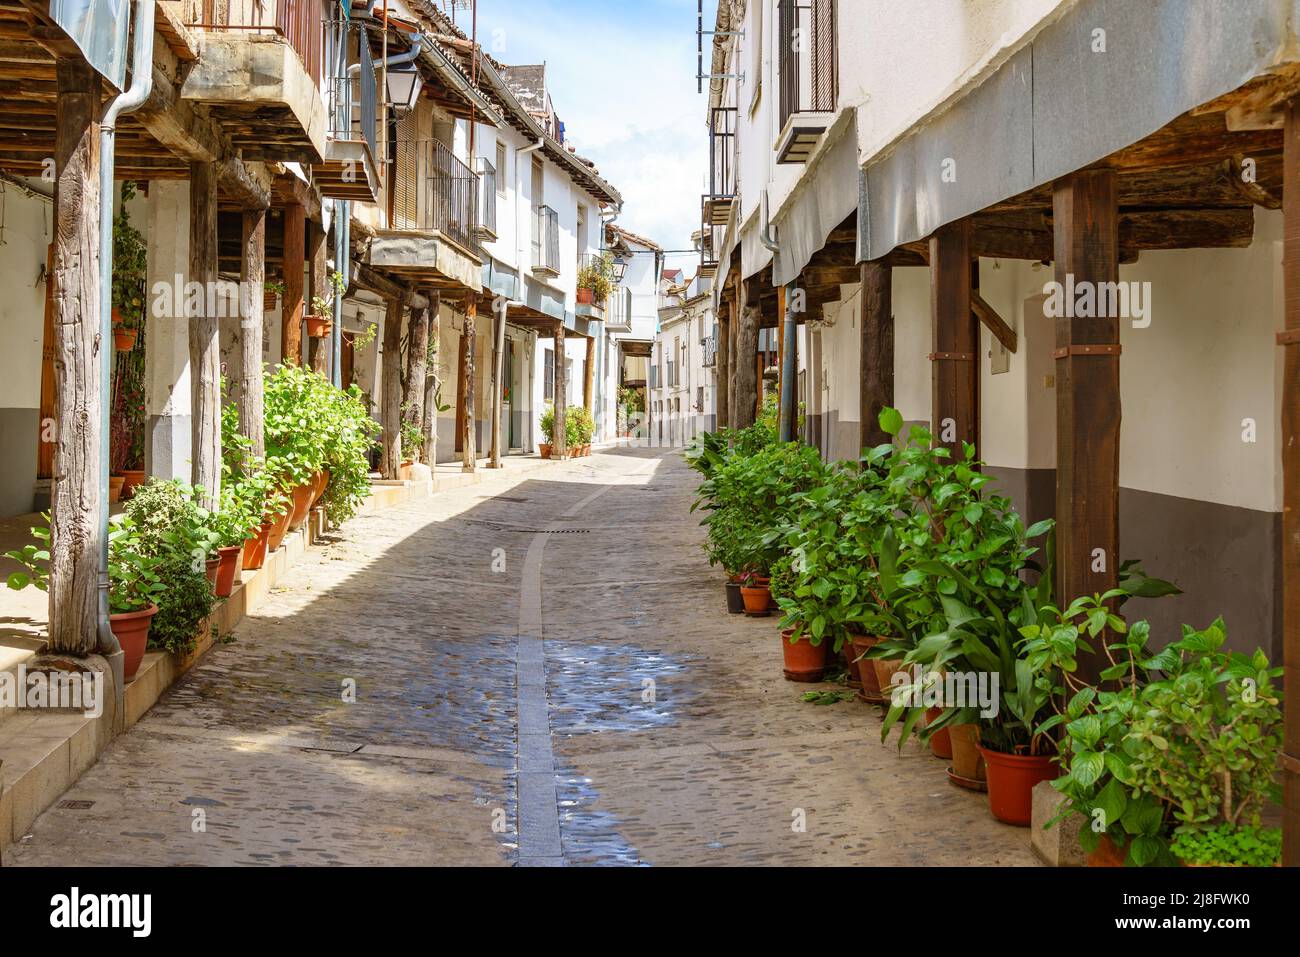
[146, 412, 192, 483]
[0, 407, 39, 518]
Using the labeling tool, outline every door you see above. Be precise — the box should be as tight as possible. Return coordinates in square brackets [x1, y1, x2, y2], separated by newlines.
[504, 339, 515, 449]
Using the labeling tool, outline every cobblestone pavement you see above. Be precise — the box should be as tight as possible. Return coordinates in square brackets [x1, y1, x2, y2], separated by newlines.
[7, 447, 1037, 866]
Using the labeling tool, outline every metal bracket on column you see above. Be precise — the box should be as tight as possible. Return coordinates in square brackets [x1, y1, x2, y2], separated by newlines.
[927, 351, 975, 361]
[1052, 344, 1122, 359]
[1283, 751, 1300, 775]
[1277, 329, 1300, 346]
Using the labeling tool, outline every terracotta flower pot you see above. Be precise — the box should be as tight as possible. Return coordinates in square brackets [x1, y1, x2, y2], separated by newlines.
[740, 582, 772, 616]
[926, 706, 954, 759]
[121, 469, 146, 499]
[305, 314, 332, 338]
[110, 603, 158, 681]
[113, 328, 138, 352]
[948, 723, 987, 789]
[266, 507, 293, 554]
[214, 545, 242, 598]
[872, 657, 905, 703]
[398, 461, 414, 481]
[977, 745, 1058, 827]
[780, 628, 829, 682]
[540, 443, 552, 459]
[109, 475, 126, 503]
[204, 556, 221, 587]
[310, 470, 330, 508]
[242, 520, 274, 571]
[1086, 833, 1128, 867]
[851, 634, 884, 700]
[287, 481, 315, 531]
[576, 287, 595, 305]
[724, 580, 745, 614]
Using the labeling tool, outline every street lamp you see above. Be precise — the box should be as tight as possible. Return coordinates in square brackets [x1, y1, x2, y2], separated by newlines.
[611, 254, 628, 282]
[386, 63, 424, 113]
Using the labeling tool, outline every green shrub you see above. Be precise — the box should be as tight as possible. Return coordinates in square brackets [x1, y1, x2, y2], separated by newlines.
[148, 555, 216, 654]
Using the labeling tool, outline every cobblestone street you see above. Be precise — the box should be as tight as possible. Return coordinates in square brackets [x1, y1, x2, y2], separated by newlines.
[7, 449, 1036, 867]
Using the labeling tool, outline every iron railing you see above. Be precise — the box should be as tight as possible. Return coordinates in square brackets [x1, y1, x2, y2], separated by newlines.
[701, 335, 716, 367]
[391, 139, 480, 251]
[533, 205, 560, 274]
[606, 286, 634, 331]
[325, 17, 377, 154]
[191, 0, 326, 89]
[777, 0, 837, 132]
[708, 106, 737, 200]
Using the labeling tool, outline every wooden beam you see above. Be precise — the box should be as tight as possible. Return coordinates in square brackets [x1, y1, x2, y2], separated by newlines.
[1053, 168, 1121, 685]
[552, 318, 567, 458]
[1279, 99, 1300, 868]
[716, 306, 730, 431]
[584, 333, 595, 415]
[48, 56, 101, 656]
[239, 208, 266, 458]
[732, 276, 760, 430]
[281, 202, 305, 365]
[189, 161, 221, 505]
[859, 260, 893, 455]
[972, 290, 1017, 353]
[461, 297, 479, 471]
[380, 294, 406, 479]
[404, 295, 430, 462]
[423, 292, 442, 465]
[929, 218, 977, 459]
[307, 220, 329, 376]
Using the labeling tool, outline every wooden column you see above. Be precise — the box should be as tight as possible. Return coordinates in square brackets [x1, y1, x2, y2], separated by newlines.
[1279, 100, 1300, 866]
[281, 202, 305, 366]
[404, 295, 430, 462]
[307, 221, 330, 376]
[584, 334, 596, 415]
[239, 208, 267, 457]
[930, 218, 977, 461]
[48, 57, 102, 655]
[729, 283, 742, 426]
[716, 303, 730, 430]
[189, 161, 221, 505]
[553, 320, 568, 458]
[461, 295, 478, 472]
[380, 294, 406, 479]
[37, 242, 56, 480]
[733, 277, 760, 430]
[1053, 168, 1120, 684]
[859, 260, 894, 454]
[423, 292, 442, 466]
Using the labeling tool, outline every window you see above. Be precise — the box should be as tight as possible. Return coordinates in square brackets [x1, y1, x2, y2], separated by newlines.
[495, 141, 507, 196]
[544, 348, 554, 400]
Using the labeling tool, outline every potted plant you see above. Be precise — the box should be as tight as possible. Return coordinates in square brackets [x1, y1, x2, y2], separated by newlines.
[264, 279, 285, 312]
[539, 404, 555, 458]
[769, 555, 830, 681]
[111, 182, 147, 352]
[576, 253, 614, 306]
[306, 270, 345, 338]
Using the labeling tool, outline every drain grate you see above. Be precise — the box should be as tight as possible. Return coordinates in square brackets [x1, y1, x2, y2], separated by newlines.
[465, 519, 591, 534]
[57, 800, 95, 810]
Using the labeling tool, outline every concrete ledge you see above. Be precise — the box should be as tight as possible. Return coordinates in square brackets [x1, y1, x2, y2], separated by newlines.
[1030, 779, 1086, 866]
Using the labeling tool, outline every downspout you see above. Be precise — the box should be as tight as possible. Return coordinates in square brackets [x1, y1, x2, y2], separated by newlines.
[98, 0, 155, 724]
[597, 204, 622, 443]
[332, 201, 349, 388]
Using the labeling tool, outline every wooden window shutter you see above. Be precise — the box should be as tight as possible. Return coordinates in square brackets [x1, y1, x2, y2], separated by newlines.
[811, 0, 837, 111]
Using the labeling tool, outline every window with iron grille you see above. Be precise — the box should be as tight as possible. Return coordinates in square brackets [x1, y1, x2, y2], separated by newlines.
[778, 0, 838, 131]
[544, 348, 554, 400]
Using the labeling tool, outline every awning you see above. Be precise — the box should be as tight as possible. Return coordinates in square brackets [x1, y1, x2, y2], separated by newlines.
[859, 0, 1299, 262]
[771, 112, 859, 286]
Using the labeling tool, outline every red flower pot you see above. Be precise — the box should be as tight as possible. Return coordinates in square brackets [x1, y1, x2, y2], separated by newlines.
[110, 603, 158, 680]
[121, 469, 146, 499]
[304, 315, 332, 338]
[242, 520, 274, 571]
[287, 482, 315, 531]
[780, 628, 828, 682]
[214, 545, 242, 598]
[851, 634, 884, 700]
[926, 706, 953, 759]
[977, 745, 1059, 827]
[266, 508, 293, 554]
[739, 583, 772, 615]
[310, 470, 330, 508]
[576, 287, 595, 305]
[204, 556, 220, 587]
[113, 328, 138, 352]
[540, 444, 552, 459]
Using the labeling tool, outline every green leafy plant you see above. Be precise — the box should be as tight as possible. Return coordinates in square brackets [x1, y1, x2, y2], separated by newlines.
[577, 253, 616, 301]
[566, 406, 595, 447]
[540, 403, 556, 444]
[1169, 823, 1280, 867]
[310, 270, 347, 318]
[148, 555, 216, 654]
[111, 181, 147, 331]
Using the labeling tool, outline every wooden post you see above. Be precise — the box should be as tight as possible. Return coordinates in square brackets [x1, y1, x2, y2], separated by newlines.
[779, 282, 799, 442]
[308, 220, 330, 377]
[1279, 100, 1300, 866]
[929, 218, 977, 461]
[404, 296, 430, 462]
[584, 334, 596, 415]
[860, 260, 894, 454]
[281, 202, 305, 366]
[489, 296, 506, 468]
[48, 57, 102, 655]
[189, 161, 221, 505]
[716, 303, 730, 430]
[553, 320, 568, 458]
[38, 242, 56, 481]
[423, 292, 442, 466]
[461, 295, 478, 472]
[733, 277, 760, 430]
[238, 209, 267, 457]
[380, 294, 406, 479]
[1053, 168, 1120, 684]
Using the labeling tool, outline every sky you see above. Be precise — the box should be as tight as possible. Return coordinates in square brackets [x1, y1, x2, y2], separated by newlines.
[469, 0, 717, 268]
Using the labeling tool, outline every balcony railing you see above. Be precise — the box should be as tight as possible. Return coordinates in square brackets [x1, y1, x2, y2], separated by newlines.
[701, 335, 716, 367]
[708, 106, 737, 204]
[606, 286, 634, 332]
[326, 16, 377, 155]
[533, 205, 560, 275]
[777, 0, 837, 133]
[391, 139, 480, 252]
[191, 0, 326, 89]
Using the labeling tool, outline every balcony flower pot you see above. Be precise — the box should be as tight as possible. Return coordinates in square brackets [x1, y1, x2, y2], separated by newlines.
[304, 314, 332, 338]
[266, 507, 293, 554]
[214, 545, 242, 598]
[739, 576, 772, 616]
[110, 603, 158, 681]
[576, 287, 595, 305]
[113, 327, 138, 351]
[947, 724, 987, 791]
[109, 474, 126, 503]
[976, 745, 1058, 827]
[780, 628, 828, 683]
[724, 579, 745, 614]
[121, 469, 146, 499]
[242, 520, 274, 572]
[850, 634, 884, 702]
[926, 706, 953, 760]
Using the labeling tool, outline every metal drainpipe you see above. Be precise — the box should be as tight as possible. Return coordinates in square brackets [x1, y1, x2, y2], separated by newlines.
[97, 0, 156, 724]
[332, 200, 348, 388]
